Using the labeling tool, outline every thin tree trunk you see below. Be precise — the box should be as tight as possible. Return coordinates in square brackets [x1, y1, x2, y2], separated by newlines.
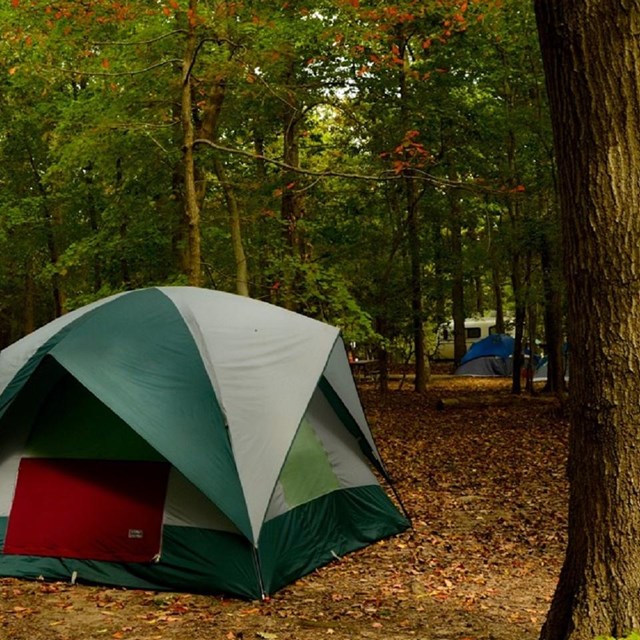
[181, 0, 202, 287]
[25, 143, 65, 316]
[197, 70, 250, 297]
[540, 226, 564, 394]
[114, 157, 131, 288]
[171, 99, 190, 276]
[432, 212, 447, 325]
[376, 316, 389, 395]
[281, 104, 305, 258]
[474, 273, 484, 317]
[526, 299, 538, 394]
[24, 265, 35, 336]
[450, 194, 466, 367]
[536, 2, 640, 638]
[396, 39, 427, 392]
[212, 158, 249, 296]
[492, 263, 505, 334]
[376, 199, 409, 395]
[510, 250, 525, 394]
[406, 171, 427, 392]
[278, 58, 308, 311]
[253, 133, 271, 298]
[83, 162, 103, 292]
[488, 210, 506, 334]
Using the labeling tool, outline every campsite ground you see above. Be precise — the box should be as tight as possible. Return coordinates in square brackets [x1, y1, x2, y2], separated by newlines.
[0, 373, 568, 640]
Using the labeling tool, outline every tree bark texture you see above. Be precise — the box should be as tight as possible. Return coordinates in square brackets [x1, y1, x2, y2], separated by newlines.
[199, 73, 250, 297]
[535, 2, 640, 638]
[181, 0, 202, 288]
[279, 59, 308, 312]
[213, 157, 250, 297]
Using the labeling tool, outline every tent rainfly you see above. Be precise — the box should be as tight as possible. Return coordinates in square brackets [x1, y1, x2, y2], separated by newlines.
[0, 287, 409, 599]
[454, 334, 515, 377]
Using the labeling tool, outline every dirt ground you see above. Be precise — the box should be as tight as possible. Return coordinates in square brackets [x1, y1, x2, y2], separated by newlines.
[0, 375, 568, 640]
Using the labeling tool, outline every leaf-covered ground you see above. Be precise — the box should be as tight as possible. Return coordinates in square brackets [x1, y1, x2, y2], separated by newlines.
[0, 375, 568, 640]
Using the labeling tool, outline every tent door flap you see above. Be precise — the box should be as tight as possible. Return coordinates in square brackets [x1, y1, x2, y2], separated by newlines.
[3, 458, 170, 563]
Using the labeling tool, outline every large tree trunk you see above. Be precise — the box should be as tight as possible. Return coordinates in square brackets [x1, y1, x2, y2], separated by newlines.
[535, 2, 640, 638]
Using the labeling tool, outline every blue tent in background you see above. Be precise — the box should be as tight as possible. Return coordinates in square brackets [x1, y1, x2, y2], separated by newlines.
[454, 334, 515, 377]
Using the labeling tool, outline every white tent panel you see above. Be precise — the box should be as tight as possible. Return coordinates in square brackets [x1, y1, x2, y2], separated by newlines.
[160, 287, 339, 542]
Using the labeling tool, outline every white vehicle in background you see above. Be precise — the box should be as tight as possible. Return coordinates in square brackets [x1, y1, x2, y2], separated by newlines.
[434, 316, 513, 360]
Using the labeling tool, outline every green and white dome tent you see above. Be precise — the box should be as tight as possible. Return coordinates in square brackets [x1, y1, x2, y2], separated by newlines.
[0, 287, 409, 598]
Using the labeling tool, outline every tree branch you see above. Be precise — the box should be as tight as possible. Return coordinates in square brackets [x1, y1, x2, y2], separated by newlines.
[194, 137, 402, 182]
[70, 59, 181, 77]
[91, 30, 188, 46]
[193, 137, 487, 191]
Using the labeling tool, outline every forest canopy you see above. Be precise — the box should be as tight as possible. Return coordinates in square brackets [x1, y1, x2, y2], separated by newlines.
[0, 0, 558, 385]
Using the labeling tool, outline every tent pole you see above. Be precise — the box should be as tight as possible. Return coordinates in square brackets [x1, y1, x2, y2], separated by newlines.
[251, 545, 267, 600]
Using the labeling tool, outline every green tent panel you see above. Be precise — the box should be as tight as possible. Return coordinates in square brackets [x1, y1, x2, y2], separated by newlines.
[0, 287, 409, 598]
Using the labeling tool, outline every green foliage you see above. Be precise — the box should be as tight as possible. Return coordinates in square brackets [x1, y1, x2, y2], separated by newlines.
[270, 256, 380, 346]
[0, 0, 560, 362]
